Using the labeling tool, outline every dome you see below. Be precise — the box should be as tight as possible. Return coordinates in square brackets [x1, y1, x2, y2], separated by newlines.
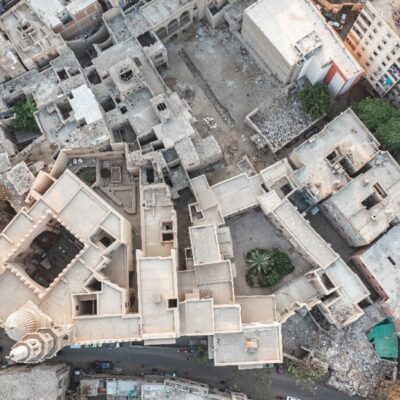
[5, 309, 38, 341]
[8, 345, 29, 362]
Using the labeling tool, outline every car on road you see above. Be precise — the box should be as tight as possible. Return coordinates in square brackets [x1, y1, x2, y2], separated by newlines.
[287, 397, 302, 400]
[303, 127, 319, 139]
[94, 361, 113, 372]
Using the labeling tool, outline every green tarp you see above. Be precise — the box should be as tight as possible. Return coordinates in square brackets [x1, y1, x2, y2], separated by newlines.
[368, 319, 398, 360]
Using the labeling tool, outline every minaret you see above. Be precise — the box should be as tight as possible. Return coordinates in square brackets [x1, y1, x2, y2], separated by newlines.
[4, 301, 52, 342]
[7, 325, 73, 364]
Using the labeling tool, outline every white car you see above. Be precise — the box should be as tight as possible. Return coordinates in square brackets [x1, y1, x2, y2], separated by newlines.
[287, 397, 302, 400]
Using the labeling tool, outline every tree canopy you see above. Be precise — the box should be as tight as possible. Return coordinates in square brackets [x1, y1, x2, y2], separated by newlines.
[11, 96, 39, 132]
[354, 97, 394, 132]
[288, 359, 327, 393]
[245, 247, 294, 287]
[354, 98, 400, 157]
[300, 83, 332, 118]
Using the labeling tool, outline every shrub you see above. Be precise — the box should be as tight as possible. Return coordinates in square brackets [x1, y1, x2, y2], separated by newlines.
[100, 167, 111, 179]
[11, 96, 39, 132]
[245, 247, 294, 287]
[194, 344, 209, 365]
[288, 359, 327, 393]
[300, 83, 332, 118]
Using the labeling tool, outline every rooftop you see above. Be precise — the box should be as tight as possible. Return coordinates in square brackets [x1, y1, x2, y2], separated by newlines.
[357, 225, 400, 319]
[322, 151, 400, 246]
[244, 0, 362, 76]
[290, 109, 379, 203]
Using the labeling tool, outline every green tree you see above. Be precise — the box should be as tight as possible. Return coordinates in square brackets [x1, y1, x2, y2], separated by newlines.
[245, 249, 271, 276]
[354, 97, 394, 132]
[288, 359, 327, 393]
[194, 344, 209, 365]
[11, 96, 39, 132]
[300, 83, 332, 118]
[245, 247, 294, 287]
[376, 115, 400, 152]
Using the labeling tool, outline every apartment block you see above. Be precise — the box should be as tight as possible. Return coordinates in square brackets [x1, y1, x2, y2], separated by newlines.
[345, 1, 400, 106]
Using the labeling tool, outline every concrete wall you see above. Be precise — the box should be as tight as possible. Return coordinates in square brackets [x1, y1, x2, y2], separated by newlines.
[241, 11, 296, 83]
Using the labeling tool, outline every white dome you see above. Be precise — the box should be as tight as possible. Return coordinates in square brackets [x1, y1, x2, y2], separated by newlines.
[9, 345, 29, 362]
[5, 310, 38, 341]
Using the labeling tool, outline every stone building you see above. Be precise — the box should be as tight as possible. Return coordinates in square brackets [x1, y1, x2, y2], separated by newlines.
[0, 363, 70, 400]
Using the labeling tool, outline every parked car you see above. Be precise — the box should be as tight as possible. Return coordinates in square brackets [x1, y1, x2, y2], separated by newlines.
[303, 127, 319, 139]
[276, 363, 284, 374]
[94, 361, 113, 371]
[287, 397, 302, 400]
[73, 368, 83, 383]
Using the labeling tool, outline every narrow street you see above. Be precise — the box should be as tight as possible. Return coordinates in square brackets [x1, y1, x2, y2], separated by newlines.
[52, 345, 363, 400]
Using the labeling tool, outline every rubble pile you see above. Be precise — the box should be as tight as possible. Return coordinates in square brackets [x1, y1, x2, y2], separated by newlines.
[252, 94, 314, 151]
[313, 313, 395, 398]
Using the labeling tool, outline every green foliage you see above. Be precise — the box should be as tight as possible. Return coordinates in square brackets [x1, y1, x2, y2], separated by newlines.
[354, 98, 400, 157]
[288, 359, 327, 393]
[77, 167, 96, 186]
[376, 115, 400, 152]
[245, 247, 294, 287]
[194, 344, 209, 365]
[300, 83, 332, 118]
[354, 97, 394, 132]
[100, 167, 111, 179]
[11, 96, 39, 132]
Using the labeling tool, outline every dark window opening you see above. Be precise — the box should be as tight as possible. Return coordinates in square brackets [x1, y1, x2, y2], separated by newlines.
[57, 68, 68, 81]
[157, 102, 167, 111]
[137, 31, 157, 47]
[120, 68, 133, 81]
[388, 256, 396, 266]
[162, 233, 174, 242]
[361, 192, 381, 210]
[168, 298, 178, 308]
[100, 96, 116, 112]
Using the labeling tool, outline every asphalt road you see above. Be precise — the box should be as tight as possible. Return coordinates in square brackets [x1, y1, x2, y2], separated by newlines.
[52, 345, 363, 400]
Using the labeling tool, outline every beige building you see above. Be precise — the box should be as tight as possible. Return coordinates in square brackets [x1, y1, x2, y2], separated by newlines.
[241, 0, 364, 96]
[0, 34, 26, 84]
[289, 108, 380, 204]
[352, 225, 400, 318]
[26, 0, 103, 40]
[0, 363, 70, 400]
[189, 156, 370, 328]
[345, 1, 400, 106]
[0, 1, 65, 70]
[79, 376, 249, 400]
[0, 152, 282, 368]
[321, 151, 400, 247]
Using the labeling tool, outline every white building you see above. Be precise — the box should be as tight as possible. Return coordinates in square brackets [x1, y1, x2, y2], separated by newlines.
[241, 0, 364, 96]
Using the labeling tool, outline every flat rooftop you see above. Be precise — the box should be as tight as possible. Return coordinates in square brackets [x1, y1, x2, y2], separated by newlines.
[213, 325, 282, 366]
[322, 151, 400, 244]
[189, 224, 221, 265]
[358, 225, 400, 318]
[140, 0, 191, 27]
[244, 0, 361, 76]
[290, 109, 379, 202]
[137, 256, 178, 337]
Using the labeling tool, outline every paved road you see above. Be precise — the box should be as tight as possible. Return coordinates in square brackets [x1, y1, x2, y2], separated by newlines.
[52, 345, 362, 400]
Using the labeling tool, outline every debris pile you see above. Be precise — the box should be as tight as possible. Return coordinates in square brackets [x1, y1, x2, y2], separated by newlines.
[251, 94, 314, 151]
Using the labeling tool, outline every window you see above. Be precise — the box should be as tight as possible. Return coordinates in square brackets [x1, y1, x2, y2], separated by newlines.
[373, 51, 378, 56]
[387, 256, 396, 266]
[377, 21, 383, 27]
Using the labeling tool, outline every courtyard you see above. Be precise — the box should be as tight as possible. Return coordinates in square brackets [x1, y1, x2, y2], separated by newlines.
[228, 209, 312, 296]
[162, 22, 315, 182]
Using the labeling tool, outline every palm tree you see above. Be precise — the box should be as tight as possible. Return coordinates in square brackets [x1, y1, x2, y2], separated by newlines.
[245, 249, 271, 276]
